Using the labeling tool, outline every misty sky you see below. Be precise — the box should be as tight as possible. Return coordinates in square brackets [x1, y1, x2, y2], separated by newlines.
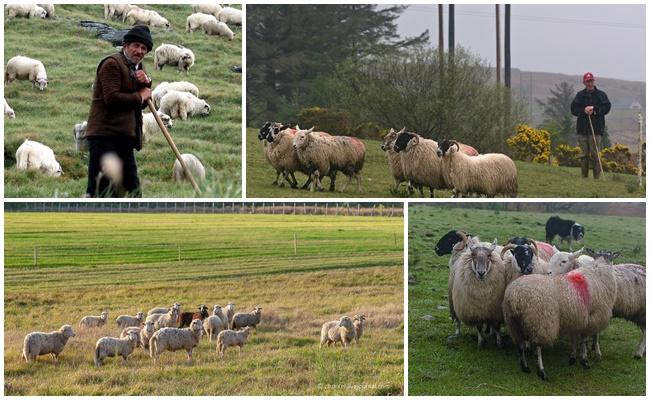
[394, 4, 645, 82]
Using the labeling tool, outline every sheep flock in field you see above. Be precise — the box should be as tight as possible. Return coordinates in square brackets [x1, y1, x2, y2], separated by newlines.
[432, 219, 646, 381]
[5, 4, 241, 186]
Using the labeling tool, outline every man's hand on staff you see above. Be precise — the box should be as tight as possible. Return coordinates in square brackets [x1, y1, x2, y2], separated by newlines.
[135, 70, 151, 85]
[584, 105, 594, 115]
[139, 87, 152, 103]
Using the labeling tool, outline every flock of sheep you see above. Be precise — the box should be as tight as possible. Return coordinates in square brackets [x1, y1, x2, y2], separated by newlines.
[434, 227, 645, 380]
[258, 122, 518, 197]
[5, 4, 241, 188]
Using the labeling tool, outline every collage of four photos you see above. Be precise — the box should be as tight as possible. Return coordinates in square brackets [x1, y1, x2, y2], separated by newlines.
[2, 2, 647, 397]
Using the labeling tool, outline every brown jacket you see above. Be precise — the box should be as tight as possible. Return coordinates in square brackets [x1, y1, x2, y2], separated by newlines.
[85, 52, 152, 150]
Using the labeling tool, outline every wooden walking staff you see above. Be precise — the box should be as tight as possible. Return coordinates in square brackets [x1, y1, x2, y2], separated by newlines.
[146, 99, 201, 194]
[587, 114, 605, 178]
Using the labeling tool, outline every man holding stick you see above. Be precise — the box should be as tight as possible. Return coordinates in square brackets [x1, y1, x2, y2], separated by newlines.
[84, 25, 153, 197]
[570, 72, 611, 179]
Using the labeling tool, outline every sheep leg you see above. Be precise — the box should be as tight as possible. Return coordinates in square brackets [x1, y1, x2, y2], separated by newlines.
[494, 324, 504, 349]
[186, 348, 193, 362]
[579, 338, 590, 369]
[519, 343, 530, 373]
[569, 336, 578, 365]
[288, 172, 298, 188]
[340, 174, 352, 192]
[592, 332, 602, 361]
[535, 346, 547, 380]
[328, 171, 337, 191]
[418, 186, 424, 197]
[429, 187, 434, 198]
[272, 171, 280, 186]
[476, 327, 486, 348]
[356, 173, 362, 192]
[634, 326, 646, 359]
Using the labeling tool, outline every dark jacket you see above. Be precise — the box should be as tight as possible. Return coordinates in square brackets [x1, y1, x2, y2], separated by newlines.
[570, 87, 611, 136]
[85, 52, 152, 150]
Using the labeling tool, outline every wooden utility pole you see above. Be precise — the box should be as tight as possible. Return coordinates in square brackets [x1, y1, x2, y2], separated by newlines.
[495, 5, 501, 85]
[448, 5, 455, 62]
[504, 4, 511, 89]
[438, 4, 444, 82]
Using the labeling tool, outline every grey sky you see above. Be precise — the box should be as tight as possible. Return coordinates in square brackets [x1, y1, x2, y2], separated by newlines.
[395, 4, 645, 82]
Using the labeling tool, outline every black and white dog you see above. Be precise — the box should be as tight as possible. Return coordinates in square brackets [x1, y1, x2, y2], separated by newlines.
[545, 216, 585, 250]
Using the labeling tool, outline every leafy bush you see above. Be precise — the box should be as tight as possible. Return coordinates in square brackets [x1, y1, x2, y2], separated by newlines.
[353, 122, 383, 140]
[506, 124, 551, 164]
[297, 107, 352, 135]
[600, 144, 638, 175]
[555, 144, 582, 167]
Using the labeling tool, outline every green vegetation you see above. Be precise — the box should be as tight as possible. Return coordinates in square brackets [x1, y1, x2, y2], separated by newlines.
[4, 4, 241, 197]
[408, 205, 645, 395]
[4, 212, 403, 395]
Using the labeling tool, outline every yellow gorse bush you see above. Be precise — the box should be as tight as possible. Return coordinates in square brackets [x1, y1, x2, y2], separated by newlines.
[555, 144, 582, 167]
[600, 144, 638, 175]
[506, 124, 551, 164]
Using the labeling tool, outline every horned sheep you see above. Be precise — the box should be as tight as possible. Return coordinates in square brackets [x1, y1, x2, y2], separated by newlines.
[500, 239, 551, 285]
[186, 12, 218, 33]
[320, 316, 356, 349]
[115, 312, 145, 329]
[5, 98, 16, 119]
[5, 55, 48, 91]
[202, 19, 235, 40]
[80, 311, 109, 328]
[381, 128, 409, 192]
[126, 8, 170, 29]
[159, 90, 210, 121]
[393, 129, 447, 197]
[154, 44, 195, 74]
[172, 154, 206, 183]
[231, 307, 262, 330]
[5, 4, 47, 19]
[21, 325, 76, 362]
[217, 7, 242, 25]
[149, 319, 203, 363]
[94, 331, 139, 366]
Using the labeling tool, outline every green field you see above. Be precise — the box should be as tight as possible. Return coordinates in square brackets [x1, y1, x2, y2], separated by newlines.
[4, 5, 242, 198]
[4, 212, 404, 395]
[246, 128, 645, 198]
[408, 205, 645, 395]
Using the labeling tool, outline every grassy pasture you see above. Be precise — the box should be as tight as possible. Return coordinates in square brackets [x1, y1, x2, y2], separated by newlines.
[245, 128, 645, 198]
[4, 4, 242, 197]
[408, 205, 645, 395]
[4, 212, 404, 395]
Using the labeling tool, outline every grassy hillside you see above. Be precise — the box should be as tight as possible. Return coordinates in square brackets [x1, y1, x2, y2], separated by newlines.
[4, 5, 242, 197]
[4, 213, 404, 395]
[408, 205, 645, 395]
[246, 129, 645, 198]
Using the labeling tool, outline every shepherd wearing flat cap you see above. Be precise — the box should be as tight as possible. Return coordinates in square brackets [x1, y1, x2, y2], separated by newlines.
[84, 25, 154, 197]
[570, 72, 611, 179]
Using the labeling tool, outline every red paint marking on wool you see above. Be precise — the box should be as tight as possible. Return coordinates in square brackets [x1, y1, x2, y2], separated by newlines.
[566, 271, 591, 308]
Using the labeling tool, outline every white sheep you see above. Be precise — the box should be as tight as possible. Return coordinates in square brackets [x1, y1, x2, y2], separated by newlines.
[204, 306, 227, 346]
[147, 303, 181, 317]
[115, 312, 145, 329]
[191, 4, 222, 17]
[104, 4, 138, 21]
[225, 302, 235, 325]
[36, 4, 54, 17]
[216, 7, 242, 25]
[153, 308, 180, 331]
[381, 128, 409, 192]
[202, 19, 234, 40]
[152, 81, 200, 108]
[262, 126, 304, 188]
[21, 325, 76, 362]
[149, 319, 203, 363]
[153, 43, 195, 74]
[5, 55, 48, 91]
[121, 320, 155, 349]
[15, 139, 63, 177]
[392, 129, 447, 197]
[186, 12, 218, 33]
[94, 331, 139, 366]
[231, 307, 262, 330]
[142, 111, 173, 143]
[216, 327, 252, 357]
[353, 314, 366, 344]
[5, 98, 16, 119]
[500, 242, 551, 285]
[5, 4, 46, 19]
[173, 153, 206, 183]
[159, 90, 210, 121]
[320, 316, 356, 349]
[73, 121, 88, 151]
[79, 311, 109, 328]
[126, 8, 170, 29]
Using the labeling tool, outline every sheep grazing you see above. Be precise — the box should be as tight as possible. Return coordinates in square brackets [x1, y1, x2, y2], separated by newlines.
[159, 90, 210, 121]
[293, 127, 366, 192]
[104, 4, 138, 22]
[503, 256, 617, 380]
[36, 4, 54, 17]
[231, 307, 262, 330]
[320, 316, 356, 349]
[142, 111, 173, 143]
[126, 8, 170, 29]
[94, 331, 139, 366]
[204, 306, 227, 345]
[149, 319, 203, 363]
[353, 314, 366, 344]
[545, 215, 585, 251]
[178, 304, 209, 328]
[202, 19, 235, 40]
[225, 302, 235, 325]
[121, 320, 155, 349]
[5, 98, 16, 119]
[216, 327, 252, 357]
[5, 55, 48, 91]
[147, 303, 181, 317]
[186, 12, 218, 33]
[73, 121, 88, 151]
[79, 311, 109, 328]
[436, 139, 518, 198]
[153, 307, 181, 331]
[115, 312, 145, 329]
[500, 239, 551, 285]
[393, 129, 447, 197]
[21, 325, 76, 362]
[191, 4, 222, 17]
[381, 128, 409, 192]
[5, 4, 47, 19]
[173, 153, 206, 183]
[216, 7, 242, 25]
[152, 81, 200, 108]
[15, 139, 63, 177]
[153, 44, 195, 74]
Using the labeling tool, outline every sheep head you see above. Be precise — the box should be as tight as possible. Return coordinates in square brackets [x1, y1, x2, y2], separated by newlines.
[60, 325, 76, 338]
[584, 248, 621, 263]
[293, 128, 314, 150]
[501, 243, 537, 275]
[434, 230, 470, 256]
[393, 130, 416, 153]
[339, 316, 354, 330]
[549, 248, 584, 274]
[189, 319, 203, 336]
[468, 238, 498, 281]
[436, 139, 460, 158]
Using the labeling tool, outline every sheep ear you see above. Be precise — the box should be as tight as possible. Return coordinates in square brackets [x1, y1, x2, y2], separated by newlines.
[296, 125, 301, 130]
[399, 127, 406, 133]
[572, 248, 584, 258]
[489, 238, 498, 252]
[552, 245, 560, 254]
[307, 127, 314, 133]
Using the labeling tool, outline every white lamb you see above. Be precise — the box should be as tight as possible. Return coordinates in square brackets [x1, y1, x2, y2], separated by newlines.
[142, 111, 173, 143]
[5, 4, 47, 19]
[154, 44, 195, 74]
[94, 331, 139, 366]
[191, 4, 222, 17]
[202, 19, 234, 40]
[36, 4, 54, 18]
[15, 139, 63, 177]
[5, 55, 48, 91]
[152, 81, 200, 108]
[172, 153, 206, 183]
[217, 7, 242, 25]
[186, 12, 218, 33]
[159, 90, 210, 121]
[5, 98, 16, 118]
[126, 8, 170, 29]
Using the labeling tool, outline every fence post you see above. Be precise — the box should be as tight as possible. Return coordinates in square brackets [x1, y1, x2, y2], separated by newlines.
[294, 233, 297, 255]
[178, 245, 181, 262]
[33, 247, 38, 267]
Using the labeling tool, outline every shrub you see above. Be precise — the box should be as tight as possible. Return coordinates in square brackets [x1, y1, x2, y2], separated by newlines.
[506, 124, 551, 164]
[297, 107, 352, 135]
[353, 122, 383, 140]
[600, 144, 638, 175]
[555, 144, 582, 167]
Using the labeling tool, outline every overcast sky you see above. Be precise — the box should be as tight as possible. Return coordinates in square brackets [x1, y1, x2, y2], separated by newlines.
[394, 4, 645, 82]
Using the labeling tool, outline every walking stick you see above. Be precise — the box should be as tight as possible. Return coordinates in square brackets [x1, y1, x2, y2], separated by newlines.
[146, 99, 201, 194]
[587, 114, 605, 178]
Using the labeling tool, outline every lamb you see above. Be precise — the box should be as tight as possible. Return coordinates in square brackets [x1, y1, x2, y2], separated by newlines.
[216, 7, 242, 25]
[293, 127, 365, 192]
[393, 129, 447, 197]
[115, 312, 145, 329]
[94, 331, 139, 366]
[353, 314, 366, 344]
[153, 307, 181, 331]
[104, 4, 139, 22]
[191, 4, 222, 17]
[436, 139, 518, 198]
[503, 256, 617, 380]
[79, 311, 109, 328]
[73, 121, 88, 151]
[178, 304, 209, 328]
[5, 98, 16, 119]
[381, 128, 409, 192]
[5, 4, 47, 19]
[320, 316, 356, 349]
[231, 307, 262, 330]
[149, 319, 203, 363]
[121, 320, 155, 349]
[202, 19, 235, 40]
[186, 12, 218, 33]
[5, 55, 48, 91]
[21, 325, 76, 362]
[159, 90, 210, 121]
[147, 303, 181, 317]
[216, 327, 252, 357]
[36, 4, 54, 17]
[173, 154, 206, 183]
[15, 139, 63, 177]
[153, 44, 195, 74]
[225, 302, 235, 325]
[142, 111, 173, 143]
[152, 81, 200, 108]
[126, 8, 170, 29]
